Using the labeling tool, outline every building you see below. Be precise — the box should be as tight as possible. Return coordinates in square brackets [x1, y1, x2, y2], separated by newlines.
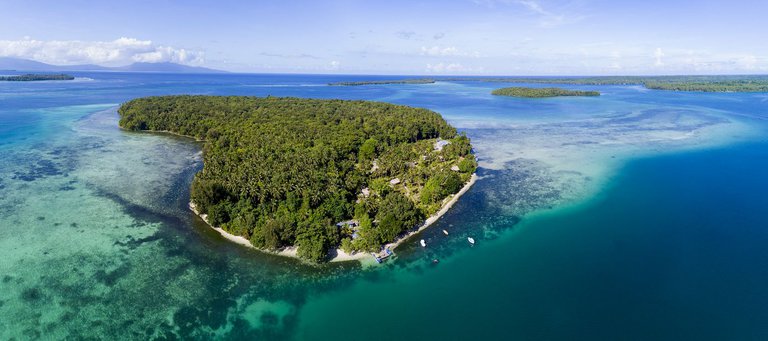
[434, 139, 451, 151]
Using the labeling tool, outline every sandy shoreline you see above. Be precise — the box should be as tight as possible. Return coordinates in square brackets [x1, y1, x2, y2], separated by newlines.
[190, 173, 478, 263]
[382, 173, 478, 251]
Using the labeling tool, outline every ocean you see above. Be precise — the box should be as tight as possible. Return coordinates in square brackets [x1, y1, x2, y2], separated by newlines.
[0, 73, 766, 340]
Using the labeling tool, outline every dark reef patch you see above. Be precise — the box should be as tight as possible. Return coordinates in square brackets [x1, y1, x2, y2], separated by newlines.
[21, 287, 43, 302]
[113, 234, 163, 250]
[93, 265, 131, 286]
[12, 159, 64, 181]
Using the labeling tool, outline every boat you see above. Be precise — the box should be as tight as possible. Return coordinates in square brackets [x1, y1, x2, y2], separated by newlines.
[468, 237, 475, 245]
[371, 253, 381, 263]
[420, 239, 426, 247]
[385, 247, 393, 256]
[443, 229, 449, 235]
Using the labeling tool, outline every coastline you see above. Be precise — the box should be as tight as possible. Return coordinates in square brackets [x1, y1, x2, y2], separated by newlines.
[383, 173, 478, 252]
[123, 128, 205, 142]
[190, 173, 478, 263]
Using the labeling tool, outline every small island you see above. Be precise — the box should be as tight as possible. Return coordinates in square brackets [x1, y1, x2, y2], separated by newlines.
[329, 79, 436, 86]
[0, 73, 75, 81]
[491, 86, 600, 98]
[119, 96, 477, 262]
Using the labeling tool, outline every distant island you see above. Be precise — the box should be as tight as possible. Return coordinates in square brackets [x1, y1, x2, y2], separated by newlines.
[475, 76, 768, 92]
[492, 87, 600, 98]
[119, 96, 477, 262]
[329, 79, 436, 86]
[330, 75, 768, 92]
[0, 73, 74, 81]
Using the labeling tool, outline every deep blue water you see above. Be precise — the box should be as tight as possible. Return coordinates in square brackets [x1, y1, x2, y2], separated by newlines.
[0, 72, 767, 340]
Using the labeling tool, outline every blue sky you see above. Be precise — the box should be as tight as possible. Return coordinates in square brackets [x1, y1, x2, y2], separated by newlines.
[1, 0, 766, 75]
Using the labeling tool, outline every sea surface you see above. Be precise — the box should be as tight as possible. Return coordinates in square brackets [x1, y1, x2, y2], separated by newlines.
[0, 73, 766, 340]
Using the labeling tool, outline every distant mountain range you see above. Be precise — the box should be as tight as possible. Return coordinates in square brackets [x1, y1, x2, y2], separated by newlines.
[0, 57, 225, 73]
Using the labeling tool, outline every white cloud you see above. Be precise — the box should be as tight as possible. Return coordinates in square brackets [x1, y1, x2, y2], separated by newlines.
[426, 62, 482, 73]
[420, 46, 480, 57]
[0, 37, 204, 66]
[328, 60, 341, 70]
[737, 55, 758, 70]
[517, 0, 547, 15]
[421, 46, 459, 56]
[473, 0, 580, 28]
[654, 47, 665, 67]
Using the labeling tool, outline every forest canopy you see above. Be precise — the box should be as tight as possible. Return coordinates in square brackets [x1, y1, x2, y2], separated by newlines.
[491, 87, 600, 98]
[0, 74, 74, 81]
[119, 95, 476, 262]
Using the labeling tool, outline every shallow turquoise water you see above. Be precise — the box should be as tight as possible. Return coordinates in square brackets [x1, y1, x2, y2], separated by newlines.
[0, 73, 766, 339]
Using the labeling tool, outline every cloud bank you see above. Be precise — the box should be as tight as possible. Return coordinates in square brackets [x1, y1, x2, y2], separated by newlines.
[0, 37, 204, 66]
[426, 62, 483, 74]
[420, 46, 481, 57]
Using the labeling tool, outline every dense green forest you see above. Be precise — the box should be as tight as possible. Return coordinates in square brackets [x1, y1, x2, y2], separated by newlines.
[329, 79, 436, 86]
[331, 75, 768, 92]
[492, 87, 600, 98]
[0, 74, 74, 81]
[119, 96, 476, 262]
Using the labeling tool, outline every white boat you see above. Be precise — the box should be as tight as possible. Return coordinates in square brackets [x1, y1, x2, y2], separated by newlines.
[443, 230, 449, 235]
[468, 237, 475, 245]
[420, 239, 426, 247]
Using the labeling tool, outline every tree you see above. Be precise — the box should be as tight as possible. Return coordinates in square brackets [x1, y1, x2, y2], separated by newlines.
[190, 177, 229, 214]
[421, 170, 463, 205]
[296, 218, 329, 262]
[376, 191, 423, 243]
[352, 212, 380, 252]
[358, 138, 378, 162]
[458, 155, 477, 173]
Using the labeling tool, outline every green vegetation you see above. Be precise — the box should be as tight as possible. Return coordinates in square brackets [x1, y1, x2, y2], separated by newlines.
[330, 75, 768, 92]
[0, 73, 75, 81]
[491, 87, 600, 98]
[329, 79, 436, 86]
[642, 78, 768, 92]
[119, 95, 476, 262]
[472, 76, 768, 92]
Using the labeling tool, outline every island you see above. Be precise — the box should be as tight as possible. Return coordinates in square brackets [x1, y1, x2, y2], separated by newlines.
[329, 75, 768, 92]
[491, 86, 600, 98]
[0, 73, 75, 81]
[328, 79, 436, 86]
[476, 76, 768, 92]
[119, 95, 477, 262]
